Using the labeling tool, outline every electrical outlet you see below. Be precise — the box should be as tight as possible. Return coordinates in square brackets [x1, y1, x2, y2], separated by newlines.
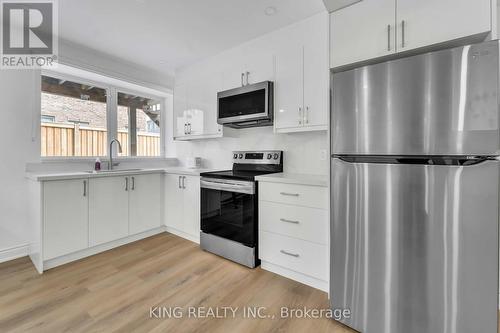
[320, 149, 328, 161]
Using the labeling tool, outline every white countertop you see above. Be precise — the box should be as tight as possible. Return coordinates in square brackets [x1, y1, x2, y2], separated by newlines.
[255, 173, 328, 187]
[26, 167, 214, 181]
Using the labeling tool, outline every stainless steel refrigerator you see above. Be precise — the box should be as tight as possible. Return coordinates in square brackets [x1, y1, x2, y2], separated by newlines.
[330, 41, 499, 333]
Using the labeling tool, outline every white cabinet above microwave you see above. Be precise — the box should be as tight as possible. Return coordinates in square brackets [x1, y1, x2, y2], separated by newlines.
[330, 0, 493, 69]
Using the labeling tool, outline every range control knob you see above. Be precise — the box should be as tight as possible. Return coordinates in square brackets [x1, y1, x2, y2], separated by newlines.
[267, 153, 272, 159]
[273, 153, 279, 160]
[233, 153, 238, 159]
[238, 154, 244, 159]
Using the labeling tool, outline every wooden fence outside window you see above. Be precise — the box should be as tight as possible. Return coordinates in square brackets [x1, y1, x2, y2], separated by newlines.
[41, 123, 160, 157]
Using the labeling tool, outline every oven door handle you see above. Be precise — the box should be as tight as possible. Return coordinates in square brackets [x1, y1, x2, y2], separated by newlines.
[201, 179, 255, 194]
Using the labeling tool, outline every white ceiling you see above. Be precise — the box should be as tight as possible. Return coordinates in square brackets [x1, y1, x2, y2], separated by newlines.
[59, 0, 326, 77]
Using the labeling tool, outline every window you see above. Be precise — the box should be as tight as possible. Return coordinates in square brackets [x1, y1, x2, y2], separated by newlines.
[117, 92, 161, 157]
[41, 75, 108, 157]
[41, 115, 55, 123]
[40, 70, 165, 159]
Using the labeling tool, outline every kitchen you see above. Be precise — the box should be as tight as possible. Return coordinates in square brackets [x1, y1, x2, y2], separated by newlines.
[0, 0, 498, 332]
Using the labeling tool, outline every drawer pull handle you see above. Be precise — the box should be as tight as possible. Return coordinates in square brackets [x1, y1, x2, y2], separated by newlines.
[280, 250, 300, 258]
[280, 218, 299, 224]
[280, 192, 299, 197]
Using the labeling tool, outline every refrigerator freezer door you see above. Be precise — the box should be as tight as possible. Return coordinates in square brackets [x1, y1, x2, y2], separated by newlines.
[330, 158, 498, 333]
[332, 41, 499, 155]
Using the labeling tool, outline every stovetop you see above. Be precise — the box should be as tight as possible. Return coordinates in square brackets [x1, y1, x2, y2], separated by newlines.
[201, 150, 283, 181]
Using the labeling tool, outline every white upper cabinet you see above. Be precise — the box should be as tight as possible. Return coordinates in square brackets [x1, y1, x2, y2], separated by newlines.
[396, 0, 491, 52]
[302, 15, 329, 129]
[222, 51, 275, 90]
[275, 43, 303, 130]
[330, 0, 396, 68]
[242, 51, 275, 86]
[275, 13, 329, 133]
[129, 174, 161, 235]
[330, 0, 492, 69]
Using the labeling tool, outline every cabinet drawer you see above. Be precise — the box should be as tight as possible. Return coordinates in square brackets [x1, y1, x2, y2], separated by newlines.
[259, 201, 328, 245]
[259, 182, 328, 209]
[259, 231, 327, 281]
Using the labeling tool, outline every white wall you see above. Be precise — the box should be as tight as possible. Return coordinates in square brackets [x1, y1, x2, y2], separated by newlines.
[0, 70, 40, 251]
[167, 12, 330, 175]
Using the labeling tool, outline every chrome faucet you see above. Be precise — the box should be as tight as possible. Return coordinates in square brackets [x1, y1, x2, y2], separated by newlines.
[109, 139, 123, 170]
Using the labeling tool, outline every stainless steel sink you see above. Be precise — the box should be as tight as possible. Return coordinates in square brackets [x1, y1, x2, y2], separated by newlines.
[86, 169, 143, 174]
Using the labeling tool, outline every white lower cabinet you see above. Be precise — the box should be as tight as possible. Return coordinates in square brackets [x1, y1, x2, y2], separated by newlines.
[129, 174, 162, 234]
[258, 181, 329, 291]
[40, 172, 163, 269]
[89, 176, 130, 246]
[164, 174, 200, 241]
[43, 179, 89, 260]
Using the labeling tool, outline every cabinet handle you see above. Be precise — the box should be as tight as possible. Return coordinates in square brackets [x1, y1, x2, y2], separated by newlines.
[182, 176, 186, 189]
[188, 123, 192, 134]
[83, 180, 87, 197]
[280, 249, 300, 258]
[305, 106, 309, 124]
[178, 176, 182, 189]
[401, 20, 405, 48]
[280, 192, 299, 197]
[245, 71, 250, 86]
[280, 218, 299, 224]
[125, 177, 129, 191]
[241, 73, 244, 86]
[131, 176, 135, 191]
[184, 123, 187, 135]
[387, 24, 391, 51]
[298, 107, 302, 125]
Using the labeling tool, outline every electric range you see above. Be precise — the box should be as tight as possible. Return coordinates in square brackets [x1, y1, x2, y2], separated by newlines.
[199, 150, 283, 268]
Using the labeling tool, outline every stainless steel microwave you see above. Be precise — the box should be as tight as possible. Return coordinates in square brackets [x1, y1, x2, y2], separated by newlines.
[217, 81, 273, 128]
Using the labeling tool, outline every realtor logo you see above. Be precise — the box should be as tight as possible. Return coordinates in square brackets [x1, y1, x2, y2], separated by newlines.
[1, 0, 58, 69]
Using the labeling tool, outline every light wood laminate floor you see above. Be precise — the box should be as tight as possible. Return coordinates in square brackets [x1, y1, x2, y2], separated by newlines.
[0, 233, 354, 333]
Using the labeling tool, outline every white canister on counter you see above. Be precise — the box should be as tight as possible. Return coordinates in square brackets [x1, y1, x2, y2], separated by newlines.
[186, 157, 202, 169]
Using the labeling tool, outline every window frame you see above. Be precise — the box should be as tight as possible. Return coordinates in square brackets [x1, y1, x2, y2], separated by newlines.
[40, 67, 168, 161]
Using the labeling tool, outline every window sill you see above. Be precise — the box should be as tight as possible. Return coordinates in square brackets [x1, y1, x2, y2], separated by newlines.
[40, 156, 175, 163]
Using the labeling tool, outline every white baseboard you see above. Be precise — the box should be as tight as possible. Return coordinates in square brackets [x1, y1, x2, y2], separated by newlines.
[43, 227, 166, 271]
[0, 244, 29, 263]
[165, 226, 200, 244]
[261, 260, 329, 292]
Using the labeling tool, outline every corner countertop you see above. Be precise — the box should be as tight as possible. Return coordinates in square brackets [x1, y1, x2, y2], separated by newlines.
[26, 167, 214, 182]
[255, 173, 328, 187]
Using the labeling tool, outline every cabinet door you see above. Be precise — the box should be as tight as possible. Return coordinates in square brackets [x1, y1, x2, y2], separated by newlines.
[174, 82, 188, 137]
[222, 62, 245, 91]
[303, 14, 329, 129]
[396, 0, 491, 52]
[188, 71, 223, 136]
[330, 0, 396, 68]
[43, 179, 89, 260]
[129, 174, 161, 234]
[89, 177, 129, 246]
[243, 51, 275, 85]
[275, 44, 303, 130]
[164, 174, 184, 231]
[182, 175, 200, 238]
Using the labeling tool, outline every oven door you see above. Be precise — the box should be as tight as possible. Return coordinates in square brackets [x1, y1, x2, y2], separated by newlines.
[200, 178, 257, 247]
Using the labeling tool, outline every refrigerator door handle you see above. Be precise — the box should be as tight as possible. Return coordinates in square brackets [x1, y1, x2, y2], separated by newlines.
[332, 155, 496, 166]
